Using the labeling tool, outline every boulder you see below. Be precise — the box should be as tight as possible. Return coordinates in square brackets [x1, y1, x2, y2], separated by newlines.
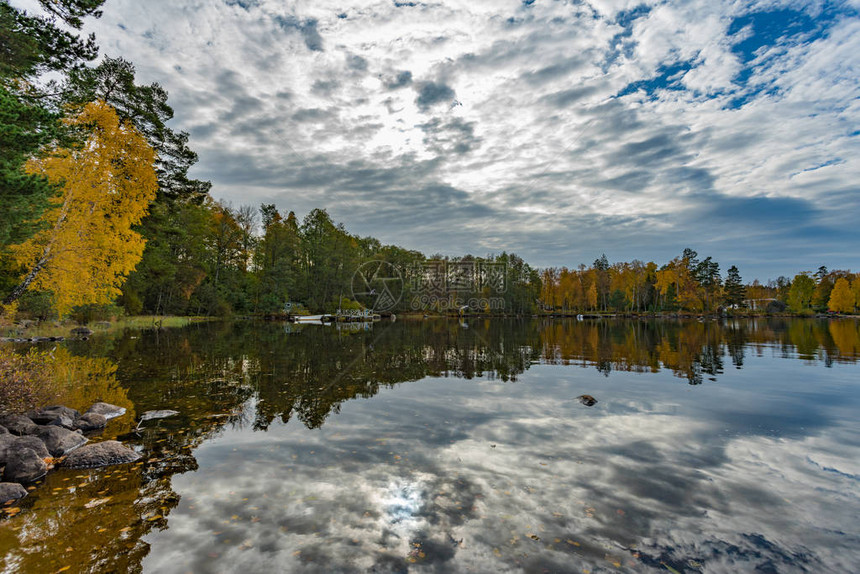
[0, 425, 7, 435]
[62, 441, 141, 469]
[74, 412, 107, 431]
[28, 405, 80, 425]
[85, 402, 127, 420]
[71, 327, 93, 336]
[0, 414, 39, 436]
[45, 415, 77, 430]
[0, 482, 28, 504]
[2, 447, 47, 483]
[35, 426, 87, 457]
[0, 435, 51, 464]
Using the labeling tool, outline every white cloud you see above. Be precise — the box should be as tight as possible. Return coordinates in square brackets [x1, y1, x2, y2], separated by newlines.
[60, 0, 860, 276]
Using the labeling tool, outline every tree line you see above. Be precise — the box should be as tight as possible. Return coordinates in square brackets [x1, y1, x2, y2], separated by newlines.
[539, 251, 860, 315]
[0, 1, 856, 321]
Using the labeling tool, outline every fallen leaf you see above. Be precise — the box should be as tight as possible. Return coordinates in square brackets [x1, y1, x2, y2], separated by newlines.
[84, 497, 112, 509]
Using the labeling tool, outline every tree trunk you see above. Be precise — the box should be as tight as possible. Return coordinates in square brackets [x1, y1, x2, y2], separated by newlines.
[2, 255, 48, 306]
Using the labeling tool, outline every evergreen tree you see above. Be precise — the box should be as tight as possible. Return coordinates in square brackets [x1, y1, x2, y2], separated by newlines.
[724, 266, 746, 308]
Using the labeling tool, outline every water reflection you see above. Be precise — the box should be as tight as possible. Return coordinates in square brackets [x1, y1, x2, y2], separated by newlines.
[1, 318, 858, 573]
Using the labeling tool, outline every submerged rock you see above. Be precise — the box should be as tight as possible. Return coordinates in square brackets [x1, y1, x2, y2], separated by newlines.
[35, 426, 87, 457]
[28, 405, 80, 425]
[0, 482, 28, 504]
[62, 441, 141, 469]
[576, 394, 598, 407]
[139, 410, 179, 422]
[75, 412, 107, 431]
[85, 402, 127, 420]
[0, 415, 38, 436]
[2, 447, 48, 483]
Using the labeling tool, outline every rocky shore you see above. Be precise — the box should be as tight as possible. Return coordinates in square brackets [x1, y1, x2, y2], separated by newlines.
[0, 402, 140, 505]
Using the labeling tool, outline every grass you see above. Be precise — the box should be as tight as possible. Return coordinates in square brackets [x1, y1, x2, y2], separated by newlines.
[1, 315, 211, 339]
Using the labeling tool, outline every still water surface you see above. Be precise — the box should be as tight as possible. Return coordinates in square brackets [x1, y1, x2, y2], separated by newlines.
[1, 318, 859, 573]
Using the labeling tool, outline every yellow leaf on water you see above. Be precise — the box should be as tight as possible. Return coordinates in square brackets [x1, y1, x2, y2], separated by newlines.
[84, 497, 112, 509]
[56, 567, 71, 573]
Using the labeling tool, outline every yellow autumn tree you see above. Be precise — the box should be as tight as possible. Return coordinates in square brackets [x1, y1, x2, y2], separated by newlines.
[3, 101, 158, 316]
[852, 276, 860, 309]
[828, 278, 854, 313]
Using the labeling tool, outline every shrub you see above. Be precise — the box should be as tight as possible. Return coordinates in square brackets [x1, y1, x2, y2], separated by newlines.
[0, 347, 58, 415]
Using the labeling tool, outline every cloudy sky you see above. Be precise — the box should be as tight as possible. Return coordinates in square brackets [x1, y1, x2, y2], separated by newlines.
[31, 0, 860, 277]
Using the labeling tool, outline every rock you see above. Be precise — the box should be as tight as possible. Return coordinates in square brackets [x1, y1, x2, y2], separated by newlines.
[0, 414, 39, 436]
[2, 447, 47, 483]
[62, 441, 141, 469]
[0, 482, 28, 504]
[74, 412, 107, 431]
[139, 410, 179, 422]
[35, 426, 87, 457]
[576, 394, 598, 407]
[71, 327, 93, 336]
[85, 402, 127, 420]
[0, 435, 50, 464]
[0, 425, 7, 435]
[45, 415, 77, 430]
[27, 405, 80, 425]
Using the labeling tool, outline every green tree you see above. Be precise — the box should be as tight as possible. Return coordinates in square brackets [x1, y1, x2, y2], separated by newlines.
[723, 265, 746, 308]
[788, 273, 815, 312]
[254, 206, 302, 312]
[0, 0, 106, 296]
[66, 57, 210, 203]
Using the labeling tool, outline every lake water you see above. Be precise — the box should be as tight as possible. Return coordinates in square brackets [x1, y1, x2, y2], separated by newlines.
[1, 318, 859, 573]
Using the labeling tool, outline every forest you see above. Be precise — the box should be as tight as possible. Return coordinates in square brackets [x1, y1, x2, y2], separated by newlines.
[1, 0, 858, 322]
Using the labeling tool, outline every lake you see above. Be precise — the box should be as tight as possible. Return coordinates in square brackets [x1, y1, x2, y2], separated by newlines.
[1, 318, 859, 573]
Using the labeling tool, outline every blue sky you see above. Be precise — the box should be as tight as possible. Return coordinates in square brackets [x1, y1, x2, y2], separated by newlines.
[18, 0, 860, 280]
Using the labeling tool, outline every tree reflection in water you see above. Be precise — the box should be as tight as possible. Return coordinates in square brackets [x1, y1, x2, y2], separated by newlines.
[1, 318, 858, 572]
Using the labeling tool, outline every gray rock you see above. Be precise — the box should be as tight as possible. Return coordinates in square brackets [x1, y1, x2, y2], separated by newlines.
[139, 410, 179, 422]
[28, 405, 80, 425]
[0, 482, 28, 504]
[35, 426, 87, 457]
[0, 435, 50, 464]
[45, 414, 77, 430]
[0, 425, 7, 435]
[2, 447, 47, 483]
[85, 402, 127, 420]
[0, 414, 39, 436]
[71, 327, 93, 336]
[62, 441, 141, 469]
[74, 412, 107, 431]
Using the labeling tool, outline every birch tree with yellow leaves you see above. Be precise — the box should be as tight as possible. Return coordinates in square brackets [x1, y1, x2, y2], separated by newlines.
[3, 101, 157, 316]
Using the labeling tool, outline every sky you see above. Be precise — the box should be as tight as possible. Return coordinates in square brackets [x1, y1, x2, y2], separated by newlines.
[21, 0, 860, 279]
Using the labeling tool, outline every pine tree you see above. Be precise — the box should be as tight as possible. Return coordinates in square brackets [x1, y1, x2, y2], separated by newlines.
[724, 265, 746, 308]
